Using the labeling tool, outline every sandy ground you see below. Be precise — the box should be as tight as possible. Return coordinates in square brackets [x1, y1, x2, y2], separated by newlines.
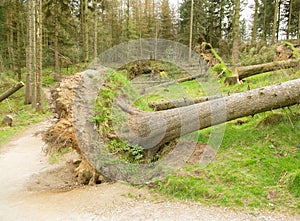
[0, 121, 299, 221]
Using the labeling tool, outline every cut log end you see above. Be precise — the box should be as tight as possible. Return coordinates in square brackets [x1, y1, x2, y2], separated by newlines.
[224, 76, 239, 85]
[1, 115, 13, 127]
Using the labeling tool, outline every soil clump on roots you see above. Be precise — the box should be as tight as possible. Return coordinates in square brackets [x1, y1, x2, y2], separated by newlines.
[42, 74, 107, 185]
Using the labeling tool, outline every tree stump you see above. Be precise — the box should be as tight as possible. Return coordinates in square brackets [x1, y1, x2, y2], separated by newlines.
[1, 115, 13, 127]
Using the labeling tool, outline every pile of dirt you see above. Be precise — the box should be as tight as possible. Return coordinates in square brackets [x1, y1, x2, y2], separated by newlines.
[119, 60, 165, 79]
[276, 45, 293, 61]
[187, 144, 217, 166]
[276, 43, 300, 61]
[258, 114, 283, 127]
[43, 75, 81, 154]
[27, 151, 105, 191]
[194, 43, 218, 67]
[27, 151, 80, 192]
[42, 74, 106, 185]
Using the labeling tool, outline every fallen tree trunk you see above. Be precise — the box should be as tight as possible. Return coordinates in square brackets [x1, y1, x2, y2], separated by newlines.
[142, 73, 205, 94]
[177, 73, 205, 83]
[148, 94, 223, 111]
[72, 70, 300, 182]
[118, 78, 300, 156]
[236, 58, 300, 80]
[0, 81, 25, 102]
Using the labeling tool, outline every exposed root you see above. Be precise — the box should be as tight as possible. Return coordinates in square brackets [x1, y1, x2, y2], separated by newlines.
[42, 74, 108, 185]
[74, 159, 109, 185]
[42, 119, 77, 155]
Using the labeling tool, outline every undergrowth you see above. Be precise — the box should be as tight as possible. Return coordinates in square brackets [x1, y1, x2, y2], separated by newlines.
[240, 44, 277, 66]
[149, 67, 300, 213]
[93, 70, 150, 163]
[0, 75, 50, 147]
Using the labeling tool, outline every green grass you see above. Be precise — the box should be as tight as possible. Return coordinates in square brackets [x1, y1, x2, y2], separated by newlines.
[148, 67, 300, 213]
[144, 80, 206, 103]
[0, 110, 50, 147]
[143, 69, 300, 105]
[0, 88, 51, 147]
[154, 108, 300, 212]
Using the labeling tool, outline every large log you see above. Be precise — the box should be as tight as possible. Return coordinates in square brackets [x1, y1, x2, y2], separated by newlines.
[72, 70, 300, 182]
[0, 81, 25, 102]
[148, 95, 223, 111]
[236, 58, 300, 80]
[118, 78, 300, 156]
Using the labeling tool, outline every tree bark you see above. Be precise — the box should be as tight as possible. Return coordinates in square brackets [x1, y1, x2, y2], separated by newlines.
[93, 0, 98, 59]
[148, 95, 223, 111]
[189, 0, 194, 61]
[16, 0, 23, 81]
[298, 9, 300, 40]
[31, 0, 37, 108]
[0, 82, 25, 102]
[84, 0, 89, 62]
[262, 0, 267, 43]
[232, 0, 240, 65]
[235, 58, 300, 80]
[118, 78, 300, 156]
[287, 0, 292, 40]
[0, 54, 4, 72]
[80, 0, 89, 62]
[7, 7, 15, 71]
[54, 0, 60, 81]
[25, 0, 33, 105]
[36, 0, 43, 111]
[251, 0, 259, 46]
[271, 0, 279, 44]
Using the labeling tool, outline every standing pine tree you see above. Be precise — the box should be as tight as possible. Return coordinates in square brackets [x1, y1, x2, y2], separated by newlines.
[271, 0, 279, 44]
[189, 0, 194, 60]
[284, 0, 300, 39]
[232, 0, 240, 65]
[36, 0, 43, 111]
[159, 0, 175, 40]
[251, 0, 259, 46]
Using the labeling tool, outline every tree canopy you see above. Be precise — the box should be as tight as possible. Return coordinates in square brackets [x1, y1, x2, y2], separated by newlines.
[0, 0, 299, 77]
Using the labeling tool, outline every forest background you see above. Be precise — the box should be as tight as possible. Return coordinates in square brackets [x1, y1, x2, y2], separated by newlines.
[0, 0, 299, 102]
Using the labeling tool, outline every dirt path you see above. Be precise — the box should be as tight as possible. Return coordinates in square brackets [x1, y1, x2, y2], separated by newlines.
[0, 121, 299, 221]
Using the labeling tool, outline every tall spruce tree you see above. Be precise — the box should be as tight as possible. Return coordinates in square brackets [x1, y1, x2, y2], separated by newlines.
[159, 0, 175, 40]
[232, 0, 240, 65]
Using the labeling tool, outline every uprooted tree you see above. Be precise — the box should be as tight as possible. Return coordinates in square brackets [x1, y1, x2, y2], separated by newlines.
[72, 69, 300, 160]
[44, 67, 300, 183]
[44, 38, 300, 183]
